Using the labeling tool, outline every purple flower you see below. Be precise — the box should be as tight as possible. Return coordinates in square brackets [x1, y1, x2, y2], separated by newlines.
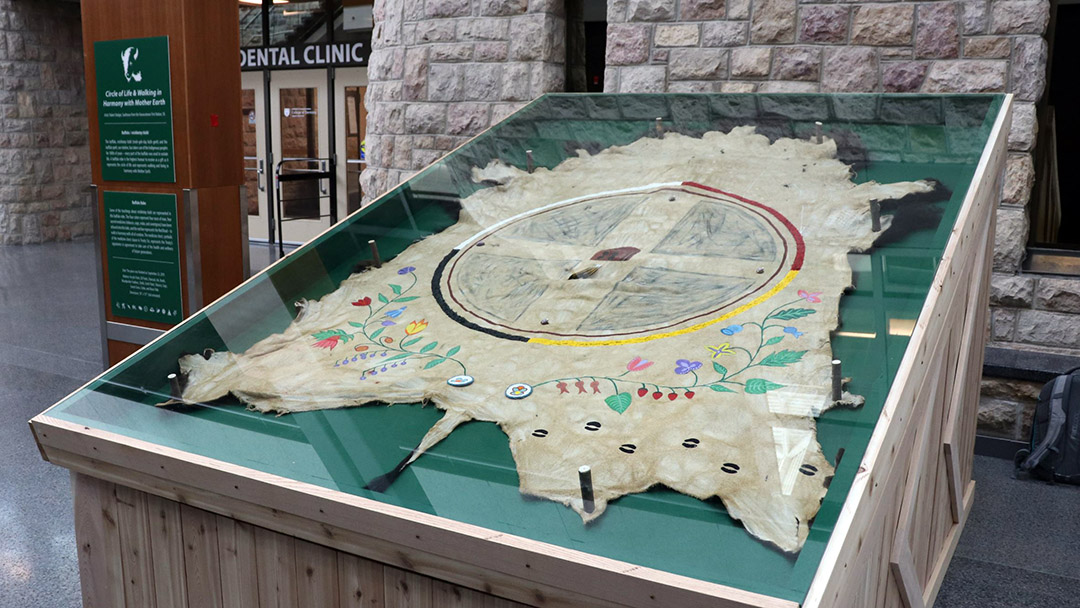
[720, 324, 743, 336]
[381, 320, 396, 326]
[783, 326, 803, 338]
[398, 266, 416, 275]
[674, 359, 702, 375]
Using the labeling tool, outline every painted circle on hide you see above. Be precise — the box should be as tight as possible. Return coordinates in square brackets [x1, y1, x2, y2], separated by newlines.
[434, 182, 804, 346]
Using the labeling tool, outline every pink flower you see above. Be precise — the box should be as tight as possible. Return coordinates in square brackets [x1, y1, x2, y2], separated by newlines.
[626, 356, 654, 372]
[313, 335, 341, 350]
[798, 289, 822, 303]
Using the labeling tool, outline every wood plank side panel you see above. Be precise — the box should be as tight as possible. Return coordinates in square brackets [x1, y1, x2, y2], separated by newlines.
[115, 484, 158, 608]
[73, 473, 127, 608]
[338, 553, 385, 608]
[180, 504, 225, 608]
[385, 566, 433, 608]
[255, 524, 300, 608]
[146, 493, 190, 608]
[218, 516, 261, 608]
[803, 96, 1010, 608]
[296, 538, 340, 608]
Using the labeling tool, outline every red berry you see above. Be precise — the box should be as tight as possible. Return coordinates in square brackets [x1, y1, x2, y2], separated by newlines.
[667, 393, 678, 401]
[637, 388, 648, 397]
[652, 391, 663, 400]
[685, 391, 695, 399]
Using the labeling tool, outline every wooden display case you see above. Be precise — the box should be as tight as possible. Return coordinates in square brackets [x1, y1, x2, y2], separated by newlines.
[31, 92, 1011, 608]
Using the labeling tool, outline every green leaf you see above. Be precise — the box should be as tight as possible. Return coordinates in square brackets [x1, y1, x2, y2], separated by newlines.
[770, 308, 816, 321]
[419, 341, 439, 353]
[605, 392, 633, 414]
[378, 293, 389, 304]
[764, 336, 783, 346]
[745, 379, 785, 394]
[401, 337, 422, 348]
[312, 330, 337, 340]
[709, 384, 735, 393]
[758, 349, 807, 367]
[384, 353, 411, 362]
[348, 321, 365, 328]
[390, 284, 402, 295]
[423, 358, 447, 369]
[370, 327, 385, 339]
[395, 296, 419, 302]
[339, 333, 353, 343]
[713, 362, 728, 378]
[445, 345, 461, 357]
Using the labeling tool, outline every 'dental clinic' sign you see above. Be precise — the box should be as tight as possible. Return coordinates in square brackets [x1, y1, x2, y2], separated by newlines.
[241, 40, 370, 70]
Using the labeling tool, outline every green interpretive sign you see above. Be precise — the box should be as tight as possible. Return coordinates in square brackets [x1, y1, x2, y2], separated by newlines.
[104, 191, 183, 324]
[94, 36, 176, 183]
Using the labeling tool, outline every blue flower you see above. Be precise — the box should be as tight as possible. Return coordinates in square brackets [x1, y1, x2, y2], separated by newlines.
[674, 359, 702, 375]
[398, 266, 416, 275]
[783, 326, 803, 338]
[385, 306, 407, 318]
[720, 324, 743, 336]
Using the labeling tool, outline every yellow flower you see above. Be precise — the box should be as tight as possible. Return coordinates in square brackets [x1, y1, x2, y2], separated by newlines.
[405, 319, 428, 335]
[706, 343, 735, 358]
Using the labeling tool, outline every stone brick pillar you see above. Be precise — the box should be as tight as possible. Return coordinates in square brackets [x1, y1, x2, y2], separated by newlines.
[0, 0, 92, 245]
[601, 0, 1067, 439]
[361, 0, 568, 201]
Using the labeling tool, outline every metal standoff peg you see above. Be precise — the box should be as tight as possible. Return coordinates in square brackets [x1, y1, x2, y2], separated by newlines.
[870, 200, 882, 232]
[831, 359, 843, 401]
[526, 149, 535, 174]
[579, 465, 595, 513]
[814, 121, 823, 144]
[368, 239, 381, 268]
[168, 373, 182, 399]
[655, 116, 664, 137]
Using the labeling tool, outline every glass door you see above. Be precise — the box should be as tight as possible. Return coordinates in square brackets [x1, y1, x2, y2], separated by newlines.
[271, 69, 331, 245]
[241, 71, 270, 241]
[335, 67, 368, 218]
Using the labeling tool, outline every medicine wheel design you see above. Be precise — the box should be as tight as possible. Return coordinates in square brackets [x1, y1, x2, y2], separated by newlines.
[432, 182, 805, 346]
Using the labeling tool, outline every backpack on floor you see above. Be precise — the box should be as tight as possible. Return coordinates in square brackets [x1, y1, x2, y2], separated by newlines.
[1015, 366, 1080, 484]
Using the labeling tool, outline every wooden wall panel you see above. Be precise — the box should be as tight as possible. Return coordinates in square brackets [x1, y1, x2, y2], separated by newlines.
[73, 474, 126, 608]
[218, 516, 261, 608]
[147, 493, 189, 608]
[115, 485, 157, 607]
[181, 504, 225, 608]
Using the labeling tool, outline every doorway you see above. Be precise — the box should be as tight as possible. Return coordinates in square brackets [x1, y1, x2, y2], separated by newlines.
[242, 68, 367, 250]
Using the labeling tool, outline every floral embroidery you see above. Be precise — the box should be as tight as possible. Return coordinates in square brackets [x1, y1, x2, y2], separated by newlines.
[674, 359, 702, 374]
[318, 268, 467, 377]
[530, 295, 822, 411]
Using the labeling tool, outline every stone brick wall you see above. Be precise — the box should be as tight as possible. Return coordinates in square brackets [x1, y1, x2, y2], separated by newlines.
[362, 0, 1076, 439]
[0, 0, 92, 245]
[360, 0, 568, 198]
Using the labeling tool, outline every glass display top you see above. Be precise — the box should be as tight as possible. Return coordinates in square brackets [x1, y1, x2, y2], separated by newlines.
[41, 93, 1005, 603]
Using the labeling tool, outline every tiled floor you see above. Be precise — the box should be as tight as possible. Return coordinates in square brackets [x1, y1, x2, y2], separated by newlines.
[1, 240, 1077, 607]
